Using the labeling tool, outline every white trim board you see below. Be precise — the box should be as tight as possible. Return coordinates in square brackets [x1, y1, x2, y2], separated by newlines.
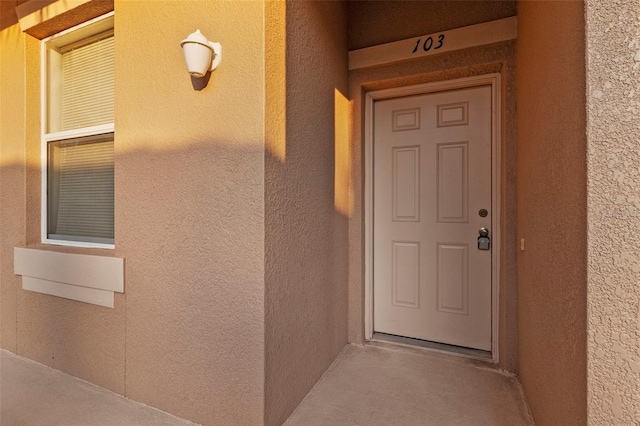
[14, 248, 124, 308]
[349, 17, 517, 70]
[363, 74, 502, 363]
[22, 277, 115, 308]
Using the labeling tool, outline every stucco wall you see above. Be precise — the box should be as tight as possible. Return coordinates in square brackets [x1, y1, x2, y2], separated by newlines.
[586, 1, 640, 424]
[347, 1, 518, 373]
[0, 12, 26, 353]
[1, 1, 266, 424]
[2, 4, 127, 391]
[264, 1, 350, 425]
[116, 1, 265, 424]
[1, 0, 128, 396]
[516, 1, 588, 424]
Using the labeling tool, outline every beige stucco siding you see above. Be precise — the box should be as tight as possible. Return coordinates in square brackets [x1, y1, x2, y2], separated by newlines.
[0, 21, 26, 353]
[115, 1, 265, 424]
[1, 1, 267, 424]
[264, 1, 350, 425]
[586, 0, 640, 424]
[2, 5, 128, 395]
[516, 1, 588, 424]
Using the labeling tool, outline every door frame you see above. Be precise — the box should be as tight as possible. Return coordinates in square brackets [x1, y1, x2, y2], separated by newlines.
[364, 74, 501, 362]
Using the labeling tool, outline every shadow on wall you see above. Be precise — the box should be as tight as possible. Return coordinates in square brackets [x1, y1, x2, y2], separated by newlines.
[1, 122, 353, 424]
[263, 58, 351, 426]
[113, 139, 270, 424]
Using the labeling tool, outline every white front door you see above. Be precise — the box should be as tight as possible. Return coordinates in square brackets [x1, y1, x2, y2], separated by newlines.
[373, 85, 492, 351]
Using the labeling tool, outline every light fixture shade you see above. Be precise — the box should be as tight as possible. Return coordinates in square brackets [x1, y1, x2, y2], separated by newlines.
[180, 30, 222, 78]
[182, 42, 212, 77]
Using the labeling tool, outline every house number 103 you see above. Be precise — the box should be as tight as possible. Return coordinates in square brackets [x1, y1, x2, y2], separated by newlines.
[411, 34, 445, 54]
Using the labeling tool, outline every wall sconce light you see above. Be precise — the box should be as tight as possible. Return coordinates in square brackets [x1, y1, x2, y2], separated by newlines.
[180, 29, 222, 78]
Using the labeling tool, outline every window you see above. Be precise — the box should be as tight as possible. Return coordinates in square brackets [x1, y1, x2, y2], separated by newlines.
[42, 13, 114, 248]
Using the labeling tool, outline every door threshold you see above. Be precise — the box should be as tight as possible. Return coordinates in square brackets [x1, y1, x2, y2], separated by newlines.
[371, 332, 492, 361]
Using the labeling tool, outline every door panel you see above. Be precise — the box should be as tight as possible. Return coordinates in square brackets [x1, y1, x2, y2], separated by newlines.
[437, 142, 468, 223]
[392, 241, 420, 308]
[436, 243, 468, 315]
[373, 86, 492, 351]
[392, 146, 420, 222]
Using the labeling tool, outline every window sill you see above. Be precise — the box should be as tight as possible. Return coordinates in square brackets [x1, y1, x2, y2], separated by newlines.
[13, 247, 124, 308]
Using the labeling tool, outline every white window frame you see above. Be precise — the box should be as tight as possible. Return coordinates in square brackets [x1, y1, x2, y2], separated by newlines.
[40, 12, 115, 249]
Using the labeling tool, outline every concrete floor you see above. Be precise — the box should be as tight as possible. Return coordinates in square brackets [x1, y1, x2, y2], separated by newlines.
[0, 350, 197, 426]
[1, 344, 533, 426]
[285, 343, 534, 426]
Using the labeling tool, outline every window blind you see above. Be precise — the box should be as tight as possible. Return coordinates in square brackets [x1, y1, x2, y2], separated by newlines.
[48, 137, 114, 243]
[60, 34, 114, 131]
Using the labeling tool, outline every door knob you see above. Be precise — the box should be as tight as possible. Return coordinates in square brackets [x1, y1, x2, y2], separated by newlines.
[479, 227, 489, 237]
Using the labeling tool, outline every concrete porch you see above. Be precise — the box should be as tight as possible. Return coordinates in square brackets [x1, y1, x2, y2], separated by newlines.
[1, 344, 532, 425]
[286, 344, 533, 426]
